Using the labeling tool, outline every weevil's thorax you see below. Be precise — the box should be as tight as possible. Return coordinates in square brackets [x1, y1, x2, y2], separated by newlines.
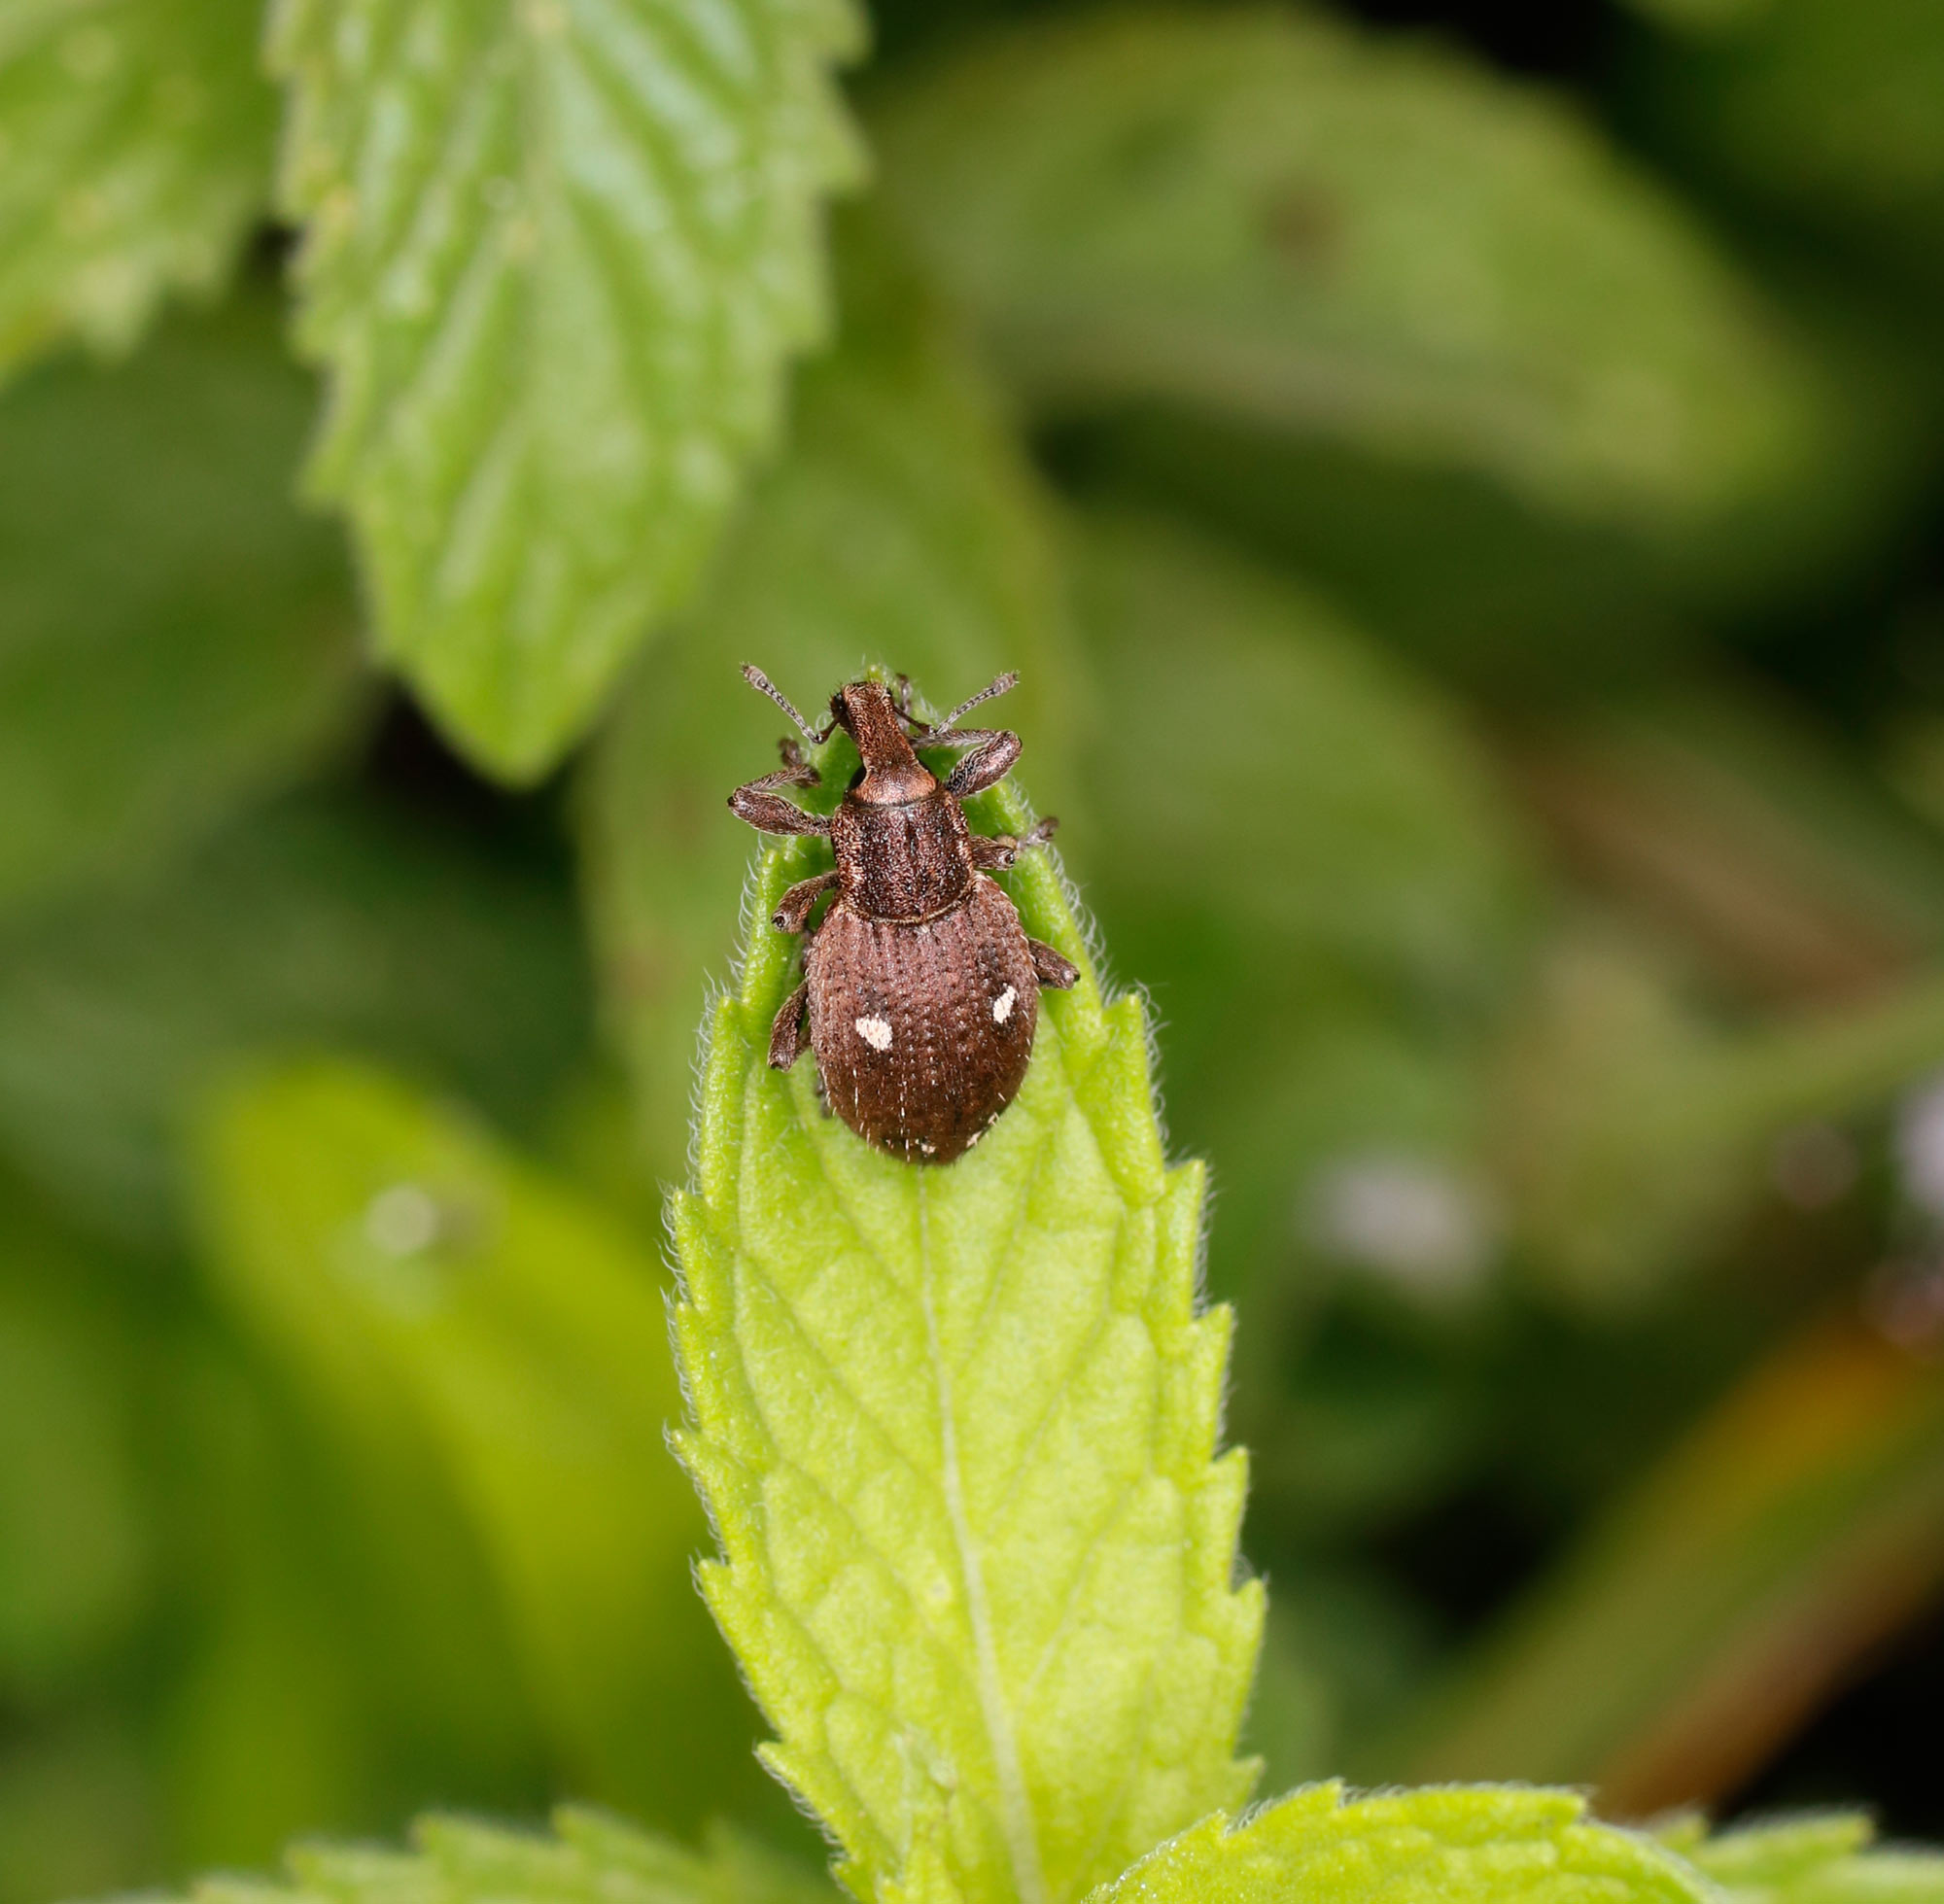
[829, 680, 975, 922]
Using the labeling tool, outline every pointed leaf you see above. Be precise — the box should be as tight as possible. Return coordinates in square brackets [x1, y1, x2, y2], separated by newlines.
[872, 6, 1816, 523]
[0, 0, 277, 378]
[1086, 1782, 1710, 1904]
[270, 0, 868, 779]
[672, 740, 1262, 1904]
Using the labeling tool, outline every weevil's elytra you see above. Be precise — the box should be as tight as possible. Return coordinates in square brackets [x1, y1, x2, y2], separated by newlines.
[727, 666, 1079, 1164]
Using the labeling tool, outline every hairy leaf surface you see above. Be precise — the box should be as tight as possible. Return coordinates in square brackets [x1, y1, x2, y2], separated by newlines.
[271, 0, 867, 779]
[672, 752, 1262, 1904]
[178, 1808, 833, 1904]
[1088, 1782, 1709, 1904]
[0, 0, 276, 379]
[873, 6, 1816, 523]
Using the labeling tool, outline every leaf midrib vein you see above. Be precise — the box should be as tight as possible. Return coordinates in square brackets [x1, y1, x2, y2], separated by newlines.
[920, 1173, 1047, 1904]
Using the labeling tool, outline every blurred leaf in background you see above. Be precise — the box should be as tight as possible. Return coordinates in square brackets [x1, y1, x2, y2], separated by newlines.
[872, 6, 1816, 523]
[0, 0, 276, 378]
[0, 795, 591, 1246]
[191, 1061, 778, 1837]
[1061, 507, 1531, 1326]
[1644, 0, 1944, 287]
[271, 0, 869, 778]
[0, 289, 365, 919]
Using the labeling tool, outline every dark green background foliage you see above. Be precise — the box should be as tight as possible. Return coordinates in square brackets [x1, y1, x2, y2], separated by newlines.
[5, 0, 1944, 1896]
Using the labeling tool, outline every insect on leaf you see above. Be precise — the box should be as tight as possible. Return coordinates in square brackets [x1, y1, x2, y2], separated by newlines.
[672, 744, 1262, 1904]
[0, 0, 277, 381]
[269, 0, 868, 781]
[580, 210, 1079, 1179]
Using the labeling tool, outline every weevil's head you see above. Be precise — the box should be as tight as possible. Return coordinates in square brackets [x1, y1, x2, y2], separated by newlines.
[831, 678, 937, 806]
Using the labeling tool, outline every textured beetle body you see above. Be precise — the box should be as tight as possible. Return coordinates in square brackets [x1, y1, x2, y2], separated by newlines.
[728, 668, 1078, 1165]
[808, 879, 1038, 1161]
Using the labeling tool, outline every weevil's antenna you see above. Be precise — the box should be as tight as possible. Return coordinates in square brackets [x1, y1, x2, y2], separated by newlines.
[742, 663, 827, 744]
[928, 671, 1020, 736]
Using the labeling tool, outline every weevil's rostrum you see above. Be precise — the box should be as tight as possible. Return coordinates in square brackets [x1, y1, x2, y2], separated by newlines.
[727, 666, 1078, 1163]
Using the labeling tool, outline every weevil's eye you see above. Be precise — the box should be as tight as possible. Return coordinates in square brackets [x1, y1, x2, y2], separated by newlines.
[847, 765, 865, 791]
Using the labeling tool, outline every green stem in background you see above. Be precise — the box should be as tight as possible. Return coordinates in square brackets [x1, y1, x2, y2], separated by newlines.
[1374, 1317, 1944, 1811]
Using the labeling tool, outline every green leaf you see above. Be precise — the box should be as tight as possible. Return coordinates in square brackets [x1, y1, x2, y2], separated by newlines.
[1074, 253, 1944, 698]
[0, 794, 591, 1245]
[581, 211, 1078, 1178]
[0, 1194, 150, 1700]
[0, 288, 365, 917]
[158, 1339, 430, 1872]
[1085, 1782, 1709, 1904]
[871, 6, 1816, 524]
[176, 1808, 833, 1904]
[1069, 509, 1526, 1008]
[191, 1058, 772, 1833]
[1677, 1817, 1944, 1904]
[270, 0, 868, 780]
[0, 0, 277, 379]
[0, 1715, 154, 1904]
[671, 739, 1262, 1904]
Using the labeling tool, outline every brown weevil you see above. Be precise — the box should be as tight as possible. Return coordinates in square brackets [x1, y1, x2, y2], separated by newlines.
[728, 665, 1079, 1163]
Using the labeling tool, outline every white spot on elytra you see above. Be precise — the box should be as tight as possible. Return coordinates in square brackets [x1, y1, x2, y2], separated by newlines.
[854, 1016, 893, 1051]
[992, 987, 1017, 1024]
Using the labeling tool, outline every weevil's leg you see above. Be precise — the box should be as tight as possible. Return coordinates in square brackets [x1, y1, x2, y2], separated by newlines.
[772, 870, 839, 932]
[893, 675, 917, 720]
[1028, 940, 1080, 990]
[729, 770, 831, 836]
[970, 814, 1058, 871]
[945, 728, 1024, 799]
[743, 663, 834, 744]
[767, 980, 812, 1069]
[971, 834, 1019, 870]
